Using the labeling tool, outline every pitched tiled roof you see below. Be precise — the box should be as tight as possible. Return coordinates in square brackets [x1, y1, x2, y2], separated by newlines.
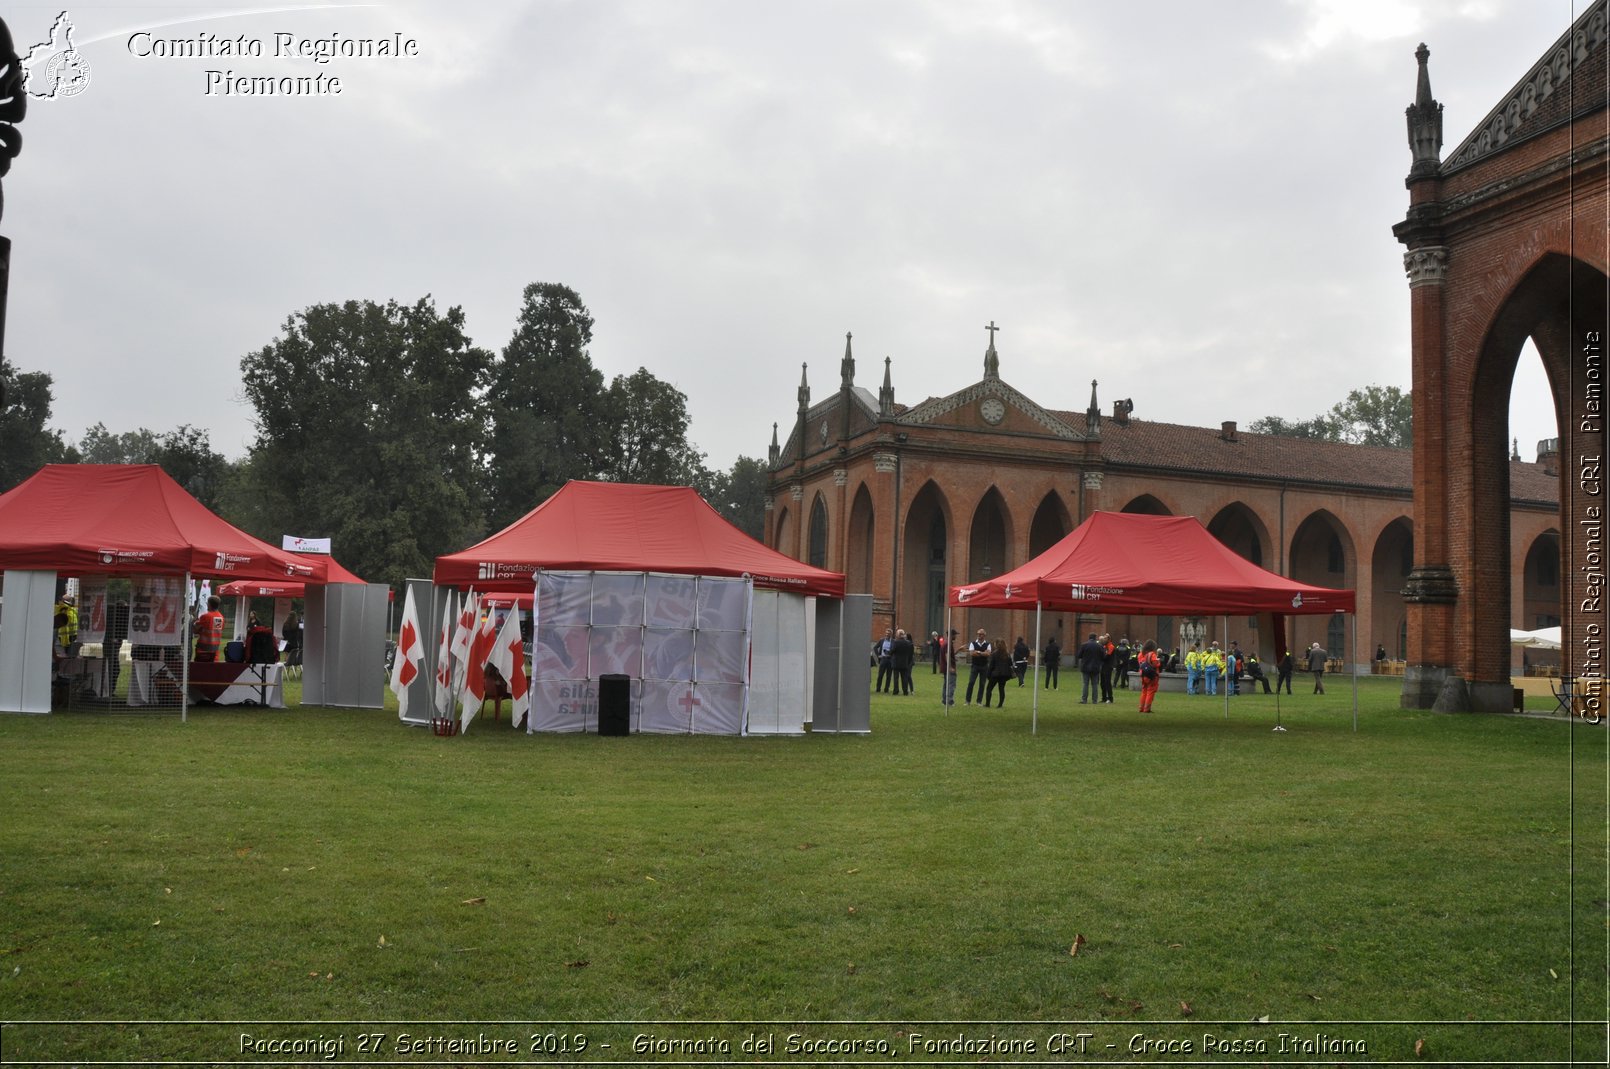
[1046, 411, 1560, 506]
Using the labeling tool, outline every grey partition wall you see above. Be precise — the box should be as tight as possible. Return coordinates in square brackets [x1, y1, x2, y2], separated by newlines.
[0, 570, 57, 714]
[397, 578, 445, 725]
[812, 592, 871, 733]
[304, 582, 390, 709]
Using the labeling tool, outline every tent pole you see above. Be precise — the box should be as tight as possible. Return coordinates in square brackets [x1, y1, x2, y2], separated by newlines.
[1032, 601, 1042, 735]
[944, 605, 952, 718]
[1223, 614, 1229, 720]
[1351, 612, 1358, 733]
[181, 570, 191, 724]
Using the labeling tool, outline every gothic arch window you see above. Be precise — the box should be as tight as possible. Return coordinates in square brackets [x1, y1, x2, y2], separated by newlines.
[808, 495, 828, 570]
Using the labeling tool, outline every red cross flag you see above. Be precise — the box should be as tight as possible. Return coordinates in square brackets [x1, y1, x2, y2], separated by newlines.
[388, 586, 425, 719]
[458, 598, 500, 734]
[490, 605, 531, 730]
[433, 591, 456, 717]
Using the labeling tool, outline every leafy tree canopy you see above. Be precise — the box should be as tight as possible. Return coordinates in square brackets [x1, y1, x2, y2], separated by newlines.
[76, 422, 230, 511]
[0, 355, 70, 491]
[233, 296, 492, 590]
[1252, 384, 1411, 448]
[485, 282, 608, 530]
[598, 367, 708, 489]
[702, 455, 768, 540]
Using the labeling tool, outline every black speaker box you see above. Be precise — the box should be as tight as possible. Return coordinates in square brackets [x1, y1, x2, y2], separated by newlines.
[597, 674, 631, 736]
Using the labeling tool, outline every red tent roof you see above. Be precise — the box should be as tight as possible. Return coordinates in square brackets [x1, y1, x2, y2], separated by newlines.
[950, 511, 1355, 615]
[217, 556, 368, 598]
[0, 465, 327, 584]
[435, 480, 845, 597]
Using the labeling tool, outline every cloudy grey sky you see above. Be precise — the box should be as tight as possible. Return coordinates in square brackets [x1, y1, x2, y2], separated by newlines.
[6, 1, 1579, 475]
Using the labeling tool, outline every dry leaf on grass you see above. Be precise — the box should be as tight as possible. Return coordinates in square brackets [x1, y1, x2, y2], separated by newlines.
[1069, 934, 1087, 956]
[565, 959, 589, 969]
[377, 935, 388, 948]
[461, 897, 486, 906]
[1179, 1000, 1193, 1016]
[1414, 1037, 1427, 1057]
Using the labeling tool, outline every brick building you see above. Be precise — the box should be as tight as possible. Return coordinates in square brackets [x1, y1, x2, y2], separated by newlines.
[1393, 1, 1605, 710]
[761, 332, 1560, 672]
[762, 8, 1599, 708]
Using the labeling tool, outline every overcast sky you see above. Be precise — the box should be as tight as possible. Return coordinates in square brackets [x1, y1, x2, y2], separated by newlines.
[6, 0, 1581, 476]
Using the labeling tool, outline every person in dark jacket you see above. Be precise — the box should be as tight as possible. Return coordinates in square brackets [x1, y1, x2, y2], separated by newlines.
[1012, 637, 1031, 686]
[891, 628, 916, 695]
[1077, 633, 1104, 704]
[874, 629, 894, 693]
[1275, 648, 1294, 694]
[1042, 635, 1062, 689]
[986, 637, 1013, 707]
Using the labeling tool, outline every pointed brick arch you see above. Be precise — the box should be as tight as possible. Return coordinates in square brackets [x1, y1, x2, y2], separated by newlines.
[1207, 502, 1271, 569]
[1029, 491, 1073, 557]
[1120, 494, 1173, 515]
[903, 480, 955, 641]
[807, 492, 830, 570]
[1394, 16, 1606, 710]
[774, 505, 794, 557]
[1290, 510, 1356, 659]
[1519, 528, 1562, 631]
[846, 483, 876, 594]
[1370, 517, 1415, 661]
[966, 488, 1015, 638]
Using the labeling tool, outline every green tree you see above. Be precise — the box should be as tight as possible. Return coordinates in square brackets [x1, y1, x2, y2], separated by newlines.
[485, 282, 608, 531]
[75, 422, 230, 510]
[0, 355, 69, 491]
[1329, 384, 1412, 447]
[1250, 384, 1411, 448]
[234, 296, 492, 589]
[598, 367, 709, 488]
[1247, 414, 1341, 440]
[703, 455, 768, 540]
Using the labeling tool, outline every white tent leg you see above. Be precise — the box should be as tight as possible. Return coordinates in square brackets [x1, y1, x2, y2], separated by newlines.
[1351, 613, 1359, 733]
[1032, 602, 1042, 735]
[181, 570, 192, 723]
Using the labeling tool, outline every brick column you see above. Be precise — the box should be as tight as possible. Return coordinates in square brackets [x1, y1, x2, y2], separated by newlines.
[1400, 244, 1460, 708]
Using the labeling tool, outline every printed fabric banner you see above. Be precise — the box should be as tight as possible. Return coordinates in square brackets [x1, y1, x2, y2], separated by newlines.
[77, 576, 108, 645]
[527, 571, 753, 735]
[129, 577, 185, 646]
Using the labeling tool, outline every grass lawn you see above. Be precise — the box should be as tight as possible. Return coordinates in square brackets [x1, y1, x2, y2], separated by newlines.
[0, 673, 1604, 1064]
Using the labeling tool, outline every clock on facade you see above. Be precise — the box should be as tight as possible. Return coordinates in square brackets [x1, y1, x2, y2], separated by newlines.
[980, 397, 1006, 425]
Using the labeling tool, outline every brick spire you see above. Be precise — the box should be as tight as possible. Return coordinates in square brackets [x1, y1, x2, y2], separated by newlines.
[1406, 43, 1443, 179]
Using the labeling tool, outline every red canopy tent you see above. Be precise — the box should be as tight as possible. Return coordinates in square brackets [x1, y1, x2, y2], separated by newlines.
[434, 480, 845, 597]
[952, 511, 1355, 616]
[0, 465, 327, 583]
[949, 511, 1356, 732]
[217, 557, 369, 599]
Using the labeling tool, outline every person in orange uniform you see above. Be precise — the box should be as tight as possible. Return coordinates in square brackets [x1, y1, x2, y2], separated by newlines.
[194, 596, 226, 662]
[1137, 639, 1162, 713]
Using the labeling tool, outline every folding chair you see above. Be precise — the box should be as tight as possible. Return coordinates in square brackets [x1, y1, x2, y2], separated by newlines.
[1552, 676, 1574, 717]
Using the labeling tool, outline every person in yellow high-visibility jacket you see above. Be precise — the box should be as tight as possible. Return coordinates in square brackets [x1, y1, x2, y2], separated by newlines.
[1184, 643, 1202, 695]
[1204, 641, 1224, 696]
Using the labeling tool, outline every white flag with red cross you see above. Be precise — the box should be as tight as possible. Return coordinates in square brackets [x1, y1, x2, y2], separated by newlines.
[489, 606, 531, 729]
[458, 598, 500, 733]
[433, 591, 456, 717]
[388, 586, 425, 720]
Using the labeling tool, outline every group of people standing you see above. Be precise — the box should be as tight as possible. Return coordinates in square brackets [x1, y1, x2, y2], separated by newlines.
[876, 623, 1337, 712]
[873, 628, 918, 695]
